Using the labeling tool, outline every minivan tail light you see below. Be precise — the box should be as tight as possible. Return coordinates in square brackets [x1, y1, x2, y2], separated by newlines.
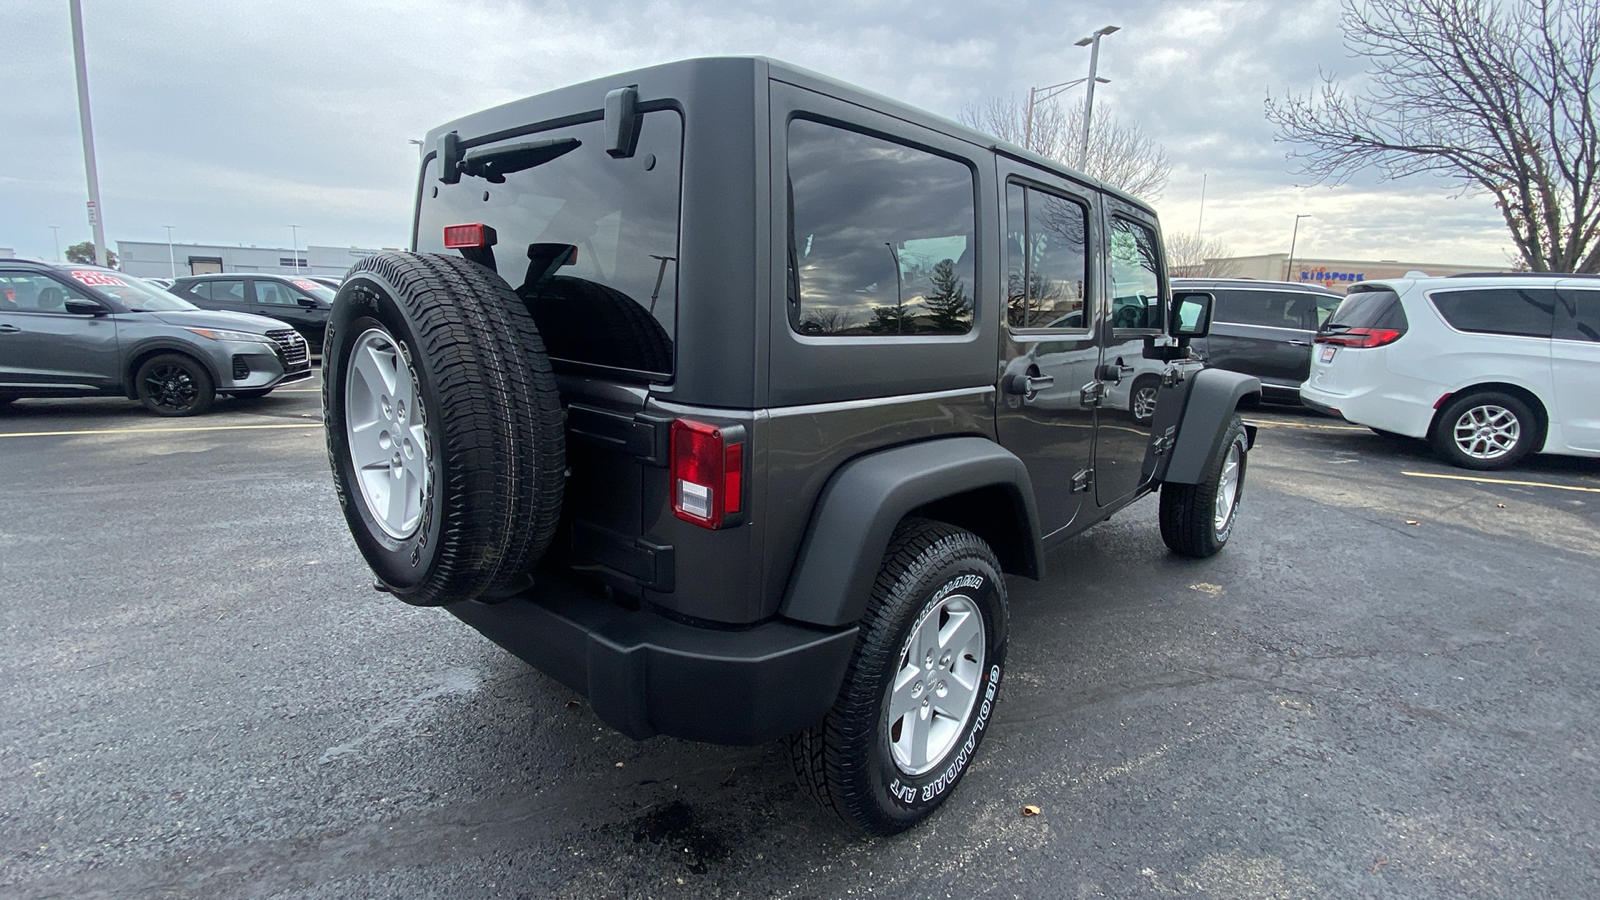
[1314, 327, 1403, 348]
[443, 223, 497, 249]
[671, 419, 745, 528]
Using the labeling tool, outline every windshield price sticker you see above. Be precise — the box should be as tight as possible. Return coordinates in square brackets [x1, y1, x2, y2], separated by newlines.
[291, 280, 321, 291]
[71, 270, 126, 287]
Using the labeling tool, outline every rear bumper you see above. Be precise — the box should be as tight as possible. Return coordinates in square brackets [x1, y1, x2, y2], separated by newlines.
[448, 576, 857, 745]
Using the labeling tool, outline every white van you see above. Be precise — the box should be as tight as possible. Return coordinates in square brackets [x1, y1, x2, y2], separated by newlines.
[1300, 274, 1600, 470]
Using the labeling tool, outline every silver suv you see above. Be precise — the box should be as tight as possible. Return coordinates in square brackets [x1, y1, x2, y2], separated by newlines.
[0, 260, 312, 415]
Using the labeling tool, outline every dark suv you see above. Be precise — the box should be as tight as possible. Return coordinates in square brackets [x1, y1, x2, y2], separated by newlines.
[1174, 278, 1342, 401]
[323, 58, 1260, 835]
[170, 273, 335, 348]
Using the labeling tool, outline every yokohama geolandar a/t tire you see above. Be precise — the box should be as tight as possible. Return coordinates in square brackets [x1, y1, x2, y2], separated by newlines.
[323, 252, 565, 606]
[1160, 415, 1248, 559]
[788, 518, 1008, 835]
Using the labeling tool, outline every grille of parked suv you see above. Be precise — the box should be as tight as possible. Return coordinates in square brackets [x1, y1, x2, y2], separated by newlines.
[267, 330, 309, 368]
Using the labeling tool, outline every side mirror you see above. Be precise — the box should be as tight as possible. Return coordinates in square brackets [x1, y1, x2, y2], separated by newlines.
[1169, 290, 1214, 339]
[64, 298, 105, 316]
[297, 297, 317, 309]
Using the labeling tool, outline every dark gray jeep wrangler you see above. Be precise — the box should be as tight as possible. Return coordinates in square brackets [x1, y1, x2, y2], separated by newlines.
[323, 57, 1259, 835]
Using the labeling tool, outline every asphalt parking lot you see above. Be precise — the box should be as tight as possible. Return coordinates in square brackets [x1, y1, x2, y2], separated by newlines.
[3, 377, 1598, 899]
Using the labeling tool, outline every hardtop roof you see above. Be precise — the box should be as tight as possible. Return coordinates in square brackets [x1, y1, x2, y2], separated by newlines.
[423, 56, 1154, 218]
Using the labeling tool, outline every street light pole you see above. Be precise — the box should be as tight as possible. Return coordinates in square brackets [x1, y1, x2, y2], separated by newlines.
[1287, 214, 1311, 281]
[1075, 25, 1119, 171]
[164, 225, 176, 278]
[50, 226, 61, 261]
[69, 0, 108, 267]
[289, 225, 301, 274]
[1023, 76, 1096, 153]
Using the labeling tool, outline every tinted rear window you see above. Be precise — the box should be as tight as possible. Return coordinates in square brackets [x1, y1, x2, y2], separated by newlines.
[417, 111, 682, 378]
[1326, 289, 1407, 331]
[1429, 287, 1555, 338]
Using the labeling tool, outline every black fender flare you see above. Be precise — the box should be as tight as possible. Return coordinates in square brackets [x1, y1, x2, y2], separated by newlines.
[1161, 368, 1260, 485]
[780, 437, 1043, 628]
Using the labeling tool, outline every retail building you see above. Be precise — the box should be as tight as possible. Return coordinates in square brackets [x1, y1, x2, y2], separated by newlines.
[1203, 253, 1512, 287]
[116, 241, 393, 281]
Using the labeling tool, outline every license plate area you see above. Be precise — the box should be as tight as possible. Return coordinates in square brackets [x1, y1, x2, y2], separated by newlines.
[1319, 345, 1336, 364]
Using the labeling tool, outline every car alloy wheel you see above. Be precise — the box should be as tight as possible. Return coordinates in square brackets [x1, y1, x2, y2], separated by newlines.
[144, 362, 199, 412]
[1213, 439, 1242, 534]
[344, 326, 431, 540]
[886, 592, 987, 776]
[1451, 403, 1520, 461]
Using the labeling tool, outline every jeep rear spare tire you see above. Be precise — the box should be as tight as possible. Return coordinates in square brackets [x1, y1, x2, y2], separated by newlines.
[324, 252, 565, 605]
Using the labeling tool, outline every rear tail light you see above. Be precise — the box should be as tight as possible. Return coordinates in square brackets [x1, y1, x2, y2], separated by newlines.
[443, 223, 497, 249]
[671, 418, 745, 529]
[1314, 328, 1403, 348]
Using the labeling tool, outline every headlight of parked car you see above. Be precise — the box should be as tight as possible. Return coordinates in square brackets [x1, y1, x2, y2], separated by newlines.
[186, 327, 272, 344]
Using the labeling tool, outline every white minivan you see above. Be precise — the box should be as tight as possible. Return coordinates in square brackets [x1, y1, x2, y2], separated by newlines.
[1300, 274, 1600, 470]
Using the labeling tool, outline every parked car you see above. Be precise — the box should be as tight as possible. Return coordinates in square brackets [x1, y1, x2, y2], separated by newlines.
[308, 276, 342, 290]
[143, 276, 175, 290]
[1301, 273, 1600, 469]
[321, 57, 1261, 835]
[1174, 278, 1343, 402]
[0, 260, 311, 415]
[168, 272, 334, 348]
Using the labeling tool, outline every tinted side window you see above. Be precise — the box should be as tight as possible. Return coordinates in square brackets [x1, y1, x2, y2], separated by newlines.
[196, 279, 247, 305]
[1108, 217, 1162, 331]
[254, 282, 297, 306]
[787, 119, 976, 336]
[0, 272, 89, 311]
[1560, 288, 1600, 342]
[1215, 290, 1328, 329]
[183, 282, 213, 302]
[1005, 183, 1089, 329]
[1430, 288, 1555, 338]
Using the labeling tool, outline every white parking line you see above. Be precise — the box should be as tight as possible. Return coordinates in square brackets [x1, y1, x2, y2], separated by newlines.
[1401, 470, 1600, 494]
[0, 422, 323, 439]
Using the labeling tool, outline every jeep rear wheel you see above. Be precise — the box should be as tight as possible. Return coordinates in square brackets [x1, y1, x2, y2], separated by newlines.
[788, 518, 1007, 835]
[1160, 416, 1247, 558]
[323, 252, 565, 606]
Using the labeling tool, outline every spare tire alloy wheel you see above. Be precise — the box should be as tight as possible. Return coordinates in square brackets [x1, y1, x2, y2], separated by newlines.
[789, 519, 1007, 835]
[1433, 391, 1535, 470]
[345, 326, 430, 541]
[324, 252, 565, 606]
[1159, 415, 1248, 559]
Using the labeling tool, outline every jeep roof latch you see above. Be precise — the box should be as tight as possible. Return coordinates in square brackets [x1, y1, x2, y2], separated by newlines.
[436, 131, 462, 185]
[604, 85, 642, 159]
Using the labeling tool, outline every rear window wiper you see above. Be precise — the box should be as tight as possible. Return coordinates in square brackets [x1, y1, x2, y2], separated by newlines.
[459, 138, 581, 183]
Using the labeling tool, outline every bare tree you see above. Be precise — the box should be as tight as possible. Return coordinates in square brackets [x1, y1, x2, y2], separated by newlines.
[961, 96, 1170, 202]
[1265, 0, 1600, 273]
[1164, 231, 1243, 278]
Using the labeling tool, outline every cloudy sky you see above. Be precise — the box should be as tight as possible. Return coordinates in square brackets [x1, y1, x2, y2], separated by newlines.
[2, 0, 1517, 267]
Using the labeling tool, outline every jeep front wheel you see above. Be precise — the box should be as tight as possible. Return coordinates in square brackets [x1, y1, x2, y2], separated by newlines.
[788, 518, 1007, 835]
[323, 252, 565, 606]
[1159, 416, 1247, 558]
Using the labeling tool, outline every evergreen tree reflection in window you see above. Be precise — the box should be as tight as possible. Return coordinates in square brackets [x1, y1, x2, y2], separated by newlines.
[787, 119, 976, 336]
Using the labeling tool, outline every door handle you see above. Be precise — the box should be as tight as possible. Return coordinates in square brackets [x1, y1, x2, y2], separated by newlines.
[0, 324, 20, 334]
[1002, 373, 1054, 395]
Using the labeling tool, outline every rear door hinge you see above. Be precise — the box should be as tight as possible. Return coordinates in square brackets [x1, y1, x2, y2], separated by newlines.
[1071, 468, 1095, 493]
[1151, 426, 1177, 456]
